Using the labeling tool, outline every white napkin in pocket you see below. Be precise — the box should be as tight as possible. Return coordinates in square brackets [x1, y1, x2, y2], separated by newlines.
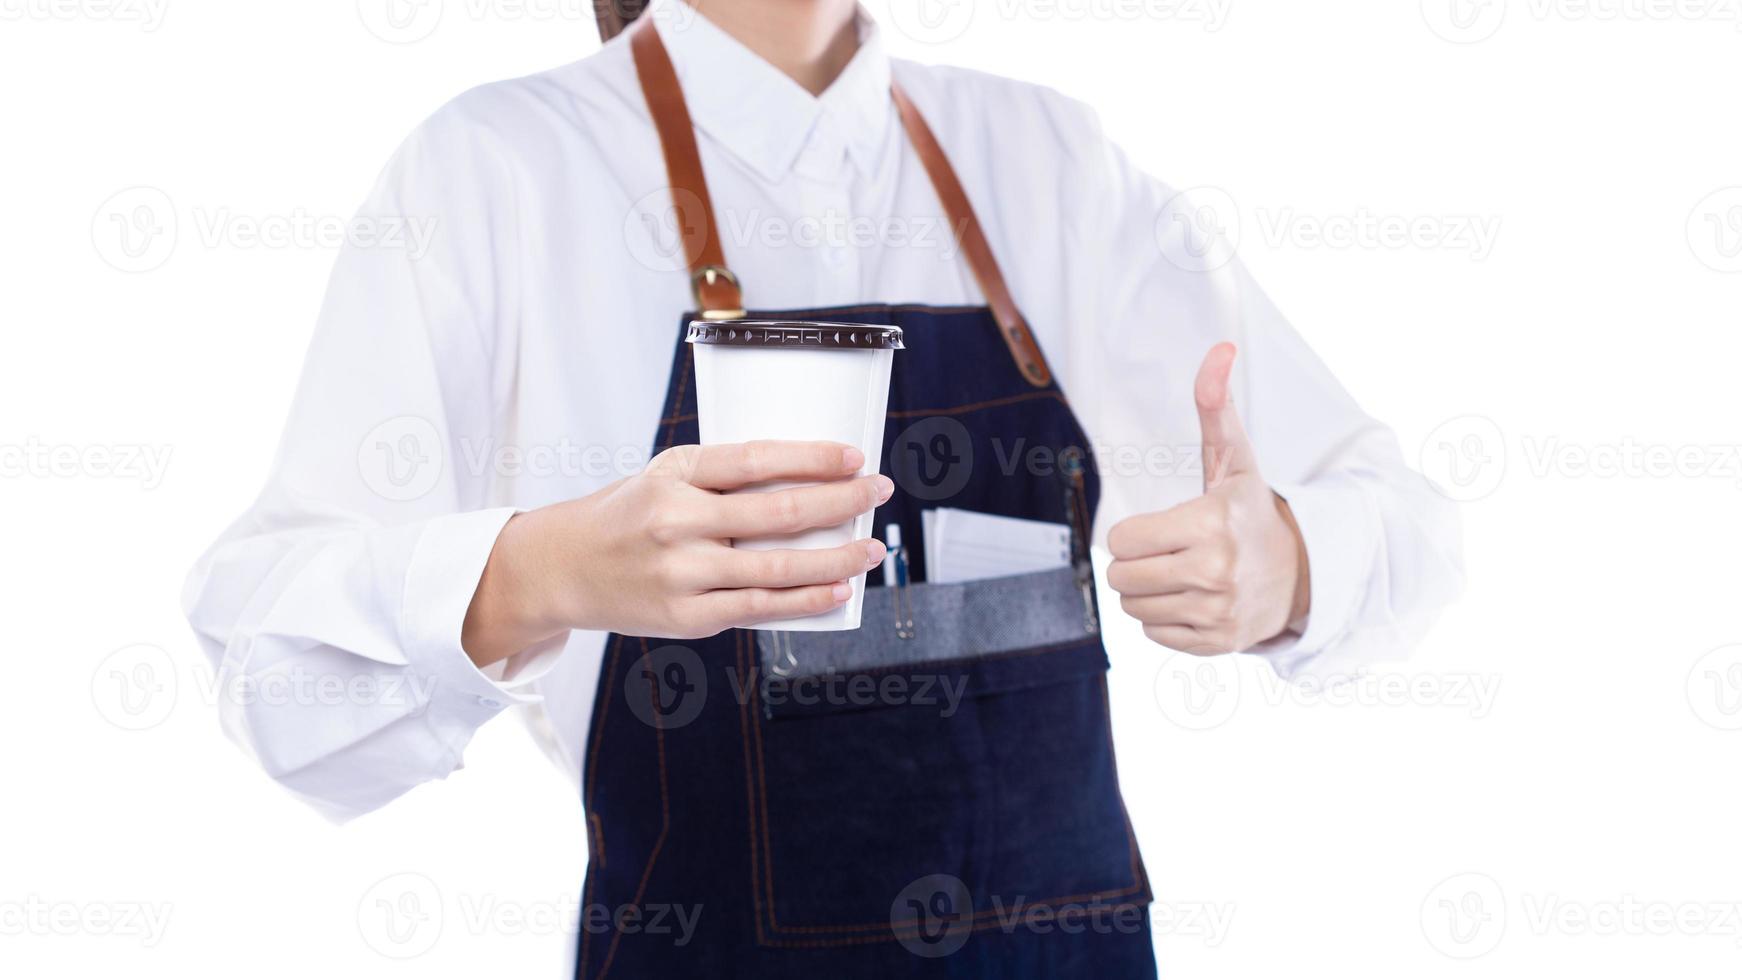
[920, 507, 1073, 585]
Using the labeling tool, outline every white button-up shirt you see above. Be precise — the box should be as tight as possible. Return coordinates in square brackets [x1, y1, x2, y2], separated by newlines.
[183, 0, 1462, 821]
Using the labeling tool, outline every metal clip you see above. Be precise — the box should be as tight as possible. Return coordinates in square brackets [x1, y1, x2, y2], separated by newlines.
[767, 630, 799, 677]
[886, 523, 916, 640]
[1061, 448, 1100, 636]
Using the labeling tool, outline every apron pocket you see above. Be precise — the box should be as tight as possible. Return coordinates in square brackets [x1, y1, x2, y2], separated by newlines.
[739, 568, 1148, 944]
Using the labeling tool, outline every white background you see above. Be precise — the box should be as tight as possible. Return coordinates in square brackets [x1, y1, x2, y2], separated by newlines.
[4, 0, 1742, 976]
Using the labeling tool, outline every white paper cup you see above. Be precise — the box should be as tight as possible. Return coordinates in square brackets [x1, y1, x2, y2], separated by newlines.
[687, 320, 903, 631]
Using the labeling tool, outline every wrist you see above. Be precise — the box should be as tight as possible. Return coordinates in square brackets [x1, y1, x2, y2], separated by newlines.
[462, 509, 570, 667]
[1275, 493, 1312, 626]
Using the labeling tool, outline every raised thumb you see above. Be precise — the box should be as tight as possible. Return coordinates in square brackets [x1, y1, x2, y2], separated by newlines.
[1194, 342, 1257, 490]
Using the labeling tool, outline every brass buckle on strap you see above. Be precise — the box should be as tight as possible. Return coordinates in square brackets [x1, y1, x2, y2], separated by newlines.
[692, 265, 746, 321]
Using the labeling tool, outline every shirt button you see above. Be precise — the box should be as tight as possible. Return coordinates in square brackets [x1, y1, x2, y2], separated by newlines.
[476, 696, 503, 710]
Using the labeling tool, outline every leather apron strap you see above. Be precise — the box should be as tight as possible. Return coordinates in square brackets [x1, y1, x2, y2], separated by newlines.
[630, 19, 746, 321]
[629, 18, 1054, 387]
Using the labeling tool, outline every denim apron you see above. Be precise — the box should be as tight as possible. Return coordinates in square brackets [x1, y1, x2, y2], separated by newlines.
[575, 20, 1155, 979]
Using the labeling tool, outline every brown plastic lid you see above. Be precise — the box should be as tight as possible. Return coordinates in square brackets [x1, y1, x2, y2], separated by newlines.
[685, 320, 905, 351]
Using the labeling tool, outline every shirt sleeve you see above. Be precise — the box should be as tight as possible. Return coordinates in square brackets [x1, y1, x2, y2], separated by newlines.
[181, 96, 564, 823]
[1059, 109, 1465, 681]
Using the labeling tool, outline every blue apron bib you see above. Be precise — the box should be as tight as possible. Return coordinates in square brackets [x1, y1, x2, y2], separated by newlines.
[575, 21, 1155, 979]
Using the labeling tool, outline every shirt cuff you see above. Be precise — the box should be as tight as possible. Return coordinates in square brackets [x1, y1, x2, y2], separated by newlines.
[400, 508, 560, 729]
[1246, 479, 1379, 680]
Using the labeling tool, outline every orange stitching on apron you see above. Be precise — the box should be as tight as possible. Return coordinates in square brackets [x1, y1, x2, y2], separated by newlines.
[577, 634, 627, 978]
[596, 638, 674, 979]
[665, 347, 693, 441]
[744, 900, 1154, 949]
[735, 630, 769, 948]
[588, 813, 607, 870]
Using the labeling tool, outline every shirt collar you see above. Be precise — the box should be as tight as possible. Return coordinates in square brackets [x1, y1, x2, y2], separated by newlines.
[644, 0, 893, 181]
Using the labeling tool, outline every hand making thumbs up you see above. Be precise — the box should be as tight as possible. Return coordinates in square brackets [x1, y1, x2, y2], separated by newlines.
[1106, 343, 1312, 655]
